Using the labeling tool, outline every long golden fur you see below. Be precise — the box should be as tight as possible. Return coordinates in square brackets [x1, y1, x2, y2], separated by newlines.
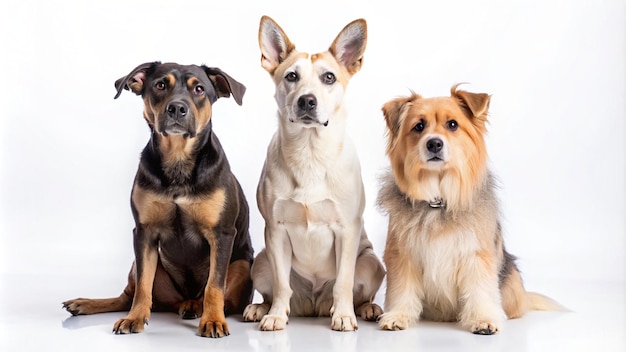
[377, 85, 561, 334]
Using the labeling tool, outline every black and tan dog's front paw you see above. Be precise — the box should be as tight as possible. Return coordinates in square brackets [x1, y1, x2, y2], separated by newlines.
[178, 300, 203, 320]
[113, 316, 148, 334]
[198, 318, 230, 338]
[62, 299, 88, 316]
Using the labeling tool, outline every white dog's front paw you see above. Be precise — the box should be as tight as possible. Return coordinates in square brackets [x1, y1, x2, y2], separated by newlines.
[243, 303, 270, 322]
[378, 312, 412, 331]
[259, 314, 288, 331]
[331, 310, 358, 331]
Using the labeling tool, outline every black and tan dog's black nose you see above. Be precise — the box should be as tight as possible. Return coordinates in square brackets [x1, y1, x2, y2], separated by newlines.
[426, 138, 444, 153]
[166, 101, 189, 120]
[297, 94, 317, 112]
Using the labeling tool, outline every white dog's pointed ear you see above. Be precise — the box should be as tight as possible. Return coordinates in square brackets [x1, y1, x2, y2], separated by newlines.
[329, 19, 367, 75]
[258, 16, 296, 74]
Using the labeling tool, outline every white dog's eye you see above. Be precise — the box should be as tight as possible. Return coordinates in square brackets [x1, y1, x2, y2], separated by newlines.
[285, 72, 298, 82]
[322, 72, 336, 85]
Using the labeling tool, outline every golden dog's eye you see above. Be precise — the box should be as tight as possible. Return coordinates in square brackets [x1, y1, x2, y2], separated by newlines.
[447, 120, 458, 131]
[413, 120, 425, 133]
[194, 85, 205, 96]
[285, 72, 298, 82]
[155, 81, 166, 90]
[322, 72, 336, 84]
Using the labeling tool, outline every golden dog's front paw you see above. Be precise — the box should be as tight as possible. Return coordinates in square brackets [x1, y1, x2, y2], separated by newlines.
[198, 317, 230, 338]
[243, 303, 270, 322]
[112, 316, 148, 334]
[259, 314, 288, 331]
[469, 320, 499, 335]
[378, 312, 411, 331]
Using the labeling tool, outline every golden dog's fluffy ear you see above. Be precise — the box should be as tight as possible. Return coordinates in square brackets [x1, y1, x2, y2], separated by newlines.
[452, 84, 491, 123]
[382, 93, 420, 143]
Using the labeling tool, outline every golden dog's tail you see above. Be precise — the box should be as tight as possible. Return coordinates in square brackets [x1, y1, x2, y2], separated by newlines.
[527, 292, 569, 312]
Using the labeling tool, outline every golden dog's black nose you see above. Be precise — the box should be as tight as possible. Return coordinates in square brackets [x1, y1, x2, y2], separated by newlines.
[426, 137, 444, 153]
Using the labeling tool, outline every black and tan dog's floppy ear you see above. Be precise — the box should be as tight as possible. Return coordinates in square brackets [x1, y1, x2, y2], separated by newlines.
[329, 19, 367, 76]
[114, 62, 160, 99]
[203, 66, 246, 106]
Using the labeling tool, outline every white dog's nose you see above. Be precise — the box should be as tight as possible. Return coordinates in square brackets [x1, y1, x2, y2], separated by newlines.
[297, 94, 317, 112]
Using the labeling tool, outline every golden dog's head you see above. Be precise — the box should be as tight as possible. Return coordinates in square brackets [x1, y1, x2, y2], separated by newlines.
[382, 85, 491, 211]
[258, 16, 366, 129]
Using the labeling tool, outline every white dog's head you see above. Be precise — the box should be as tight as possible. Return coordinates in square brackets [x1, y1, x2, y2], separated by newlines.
[258, 16, 367, 129]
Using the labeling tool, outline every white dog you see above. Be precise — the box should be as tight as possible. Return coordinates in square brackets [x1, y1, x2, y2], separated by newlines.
[243, 16, 385, 332]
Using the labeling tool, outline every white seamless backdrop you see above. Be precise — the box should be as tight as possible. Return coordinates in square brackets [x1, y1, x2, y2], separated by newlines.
[0, 1, 624, 350]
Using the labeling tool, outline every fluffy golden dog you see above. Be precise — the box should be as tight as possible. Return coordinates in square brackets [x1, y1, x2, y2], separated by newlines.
[377, 85, 561, 334]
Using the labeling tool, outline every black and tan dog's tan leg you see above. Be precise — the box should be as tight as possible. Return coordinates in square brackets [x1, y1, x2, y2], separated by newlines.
[112, 227, 160, 334]
[111, 186, 175, 334]
[198, 226, 236, 338]
[62, 290, 132, 316]
[224, 259, 253, 314]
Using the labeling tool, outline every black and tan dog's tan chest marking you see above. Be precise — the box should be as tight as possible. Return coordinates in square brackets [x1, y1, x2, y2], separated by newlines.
[63, 62, 253, 339]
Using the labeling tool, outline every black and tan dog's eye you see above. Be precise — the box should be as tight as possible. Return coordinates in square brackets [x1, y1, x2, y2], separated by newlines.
[194, 85, 205, 96]
[413, 119, 426, 133]
[322, 72, 336, 84]
[285, 72, 298, 82]
[155, 82, 166, 90]
[446, 120, 458, 131]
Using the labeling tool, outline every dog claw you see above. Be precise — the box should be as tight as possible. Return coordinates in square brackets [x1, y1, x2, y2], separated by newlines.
[331, 314, 358, 332]
[378, 312, 411, 331]
[469, 321, 499, 335]
[198, 320, 230, 338]
[243, 303, 270, 322]
[356, 303, 383, 321]
[112, 317, 147, 334]
[182, 310, 198, 320]
[473, 328, 496, 335]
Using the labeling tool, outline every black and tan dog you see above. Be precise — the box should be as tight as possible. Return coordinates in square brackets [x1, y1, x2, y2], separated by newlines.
[63, 62, 253, 338]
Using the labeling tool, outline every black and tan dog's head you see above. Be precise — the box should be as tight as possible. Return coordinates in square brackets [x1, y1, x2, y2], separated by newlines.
[114, 62, 245, 138]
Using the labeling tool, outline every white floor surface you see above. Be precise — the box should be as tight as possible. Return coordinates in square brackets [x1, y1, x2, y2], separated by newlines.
[1, 274, 623, 352]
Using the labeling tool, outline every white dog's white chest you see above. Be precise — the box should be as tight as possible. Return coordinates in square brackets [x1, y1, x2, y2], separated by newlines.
[274, 198, 340, 283]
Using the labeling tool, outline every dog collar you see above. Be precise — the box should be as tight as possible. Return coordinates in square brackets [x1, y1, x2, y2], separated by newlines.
[429, 197, 446, 209]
